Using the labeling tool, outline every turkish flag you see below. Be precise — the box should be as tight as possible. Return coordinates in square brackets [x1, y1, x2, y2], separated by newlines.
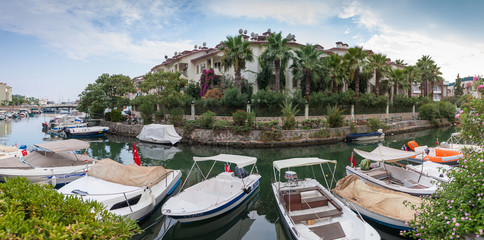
[133, 143, 141, 166]
[22, 149, 28, 156]
[350, 152, 356, 168]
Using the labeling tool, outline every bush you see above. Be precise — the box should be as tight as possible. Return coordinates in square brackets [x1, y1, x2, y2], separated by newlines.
[203, 89, 223, 100]
[437, 101, 456, 121]
[232, 109, 247, 126]
[182, 119, 200, 136]
[246, 112, 255, 128]
[139, 101, 156, 124]
[357, 93, 387, 107]
[301, 119, 321, 129]
[213, 120, 229, 130]
[0, 177, 140, 239]
[257, 121, 279, 130]
[89, 101, 105, 119]
[224, 88, 248, 110]
[418, 103, 440, 121]
[185, 82, 201, 100]
[367, 118, 387, 132]
[199, 111, 216, 129]
[280, 99, 299, 130]
[326, 105, 344, 128]
[349, 120, 357, 133]
[110, 109, 125, 122]
[393, 94, 415, 107]
[168, 107, 185, 127]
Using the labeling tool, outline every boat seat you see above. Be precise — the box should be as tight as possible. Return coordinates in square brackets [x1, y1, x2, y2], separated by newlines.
[309, 222, 346, 240]
[290, 209, 342, 222]
[404, 179, 428, 189]
[365, 169, 388, 180]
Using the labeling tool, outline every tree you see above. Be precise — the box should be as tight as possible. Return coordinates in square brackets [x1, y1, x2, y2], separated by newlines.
[261, 32, 293, 92]
[404, 65, 417, 98]
[387, 68, 406, 102]
[291, 44, 323, 101]
[366, 53, 389, 96]
[219, 35, 254, 93]
[344, 47, 367, 99]
[454, 74, 464, 96]
[416, 55, 435, 97]
[78, 73, 134, 117]
[429, 64, 443, 99]
[322, 53, 346, 93]
[139, 72, 187, 122]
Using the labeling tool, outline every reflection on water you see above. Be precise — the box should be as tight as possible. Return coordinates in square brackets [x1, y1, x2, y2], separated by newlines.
[3, 116, 455, 240]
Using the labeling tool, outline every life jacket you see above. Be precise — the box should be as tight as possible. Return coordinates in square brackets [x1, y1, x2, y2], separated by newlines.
[407, 141, 418, 151]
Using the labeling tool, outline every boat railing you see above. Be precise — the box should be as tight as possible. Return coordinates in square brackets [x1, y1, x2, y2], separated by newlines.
[146, 170, 175, 188]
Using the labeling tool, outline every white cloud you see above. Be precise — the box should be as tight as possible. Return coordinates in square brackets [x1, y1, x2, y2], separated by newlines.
[207, 0, 341, 25]
[0, 0, 193, 64]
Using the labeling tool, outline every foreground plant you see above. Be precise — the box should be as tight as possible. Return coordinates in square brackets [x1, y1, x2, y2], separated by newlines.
[0, 177, 140, 239]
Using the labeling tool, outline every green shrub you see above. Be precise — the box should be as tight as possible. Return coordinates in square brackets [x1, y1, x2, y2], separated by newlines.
[213, 120, 229, 130]
[185, 82, 201, 100]
[89, 101, 105, 119]
[0, 177, 140, 239]
[393, 94, 415, 107]
[301, 119, 321, 129]
[223, 88, 248, 109]
[230, 125, 252, 135]
[257, 121, 279, 130]
[261, 130, 282, 142]
[349, 120, 357, 133]
[357, 93, 387, 107]
[280, 99, 299, 130]
[199, 111, 216, 129]
[437, 101, 456, 121]
[139, 101, 155, 124]
[154, 110, 164, 123]
[367, 118, 387, 132]
[326, 105, 344, 128]
[419, 103, 440, 121]
[232, 109, 247, 126]
[168, 107, 185, 127]
[110, 109, 125, 122]
[246, 112, 255, 128]
[182, 119, 200, 136]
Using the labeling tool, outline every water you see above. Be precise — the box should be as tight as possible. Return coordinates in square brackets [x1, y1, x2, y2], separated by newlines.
[1, 115, 457, 240]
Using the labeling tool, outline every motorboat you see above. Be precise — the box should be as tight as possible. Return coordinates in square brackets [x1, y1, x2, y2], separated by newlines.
[345, 129, 385, 142]
[333, 175, 421, 231]
[162, 154, 261, 223]
[272, 157, 380, 240]
[406, 161, 451, 183]
[437, 132, 481, 152]
[63, 126, 109, 138]
[58, 158, 182, 221]
[137, 124, 182, 145]
[346, 145, 438, 196]
[406, 141, 462, 165]
[0, 139, 96, 187]
[43, 115, 88, 132]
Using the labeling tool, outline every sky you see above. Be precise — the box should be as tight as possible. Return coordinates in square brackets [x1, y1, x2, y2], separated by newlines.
[1, 0, 483, 102]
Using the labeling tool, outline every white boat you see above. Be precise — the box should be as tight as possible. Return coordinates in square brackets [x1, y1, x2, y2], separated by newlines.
[272, 158, 380, 240]
[346, 145, 438, 196]
[137, 124, 182, 145]
[162, 154, 261, 223]
[406, 141, 463, 166]
[406, 161, 451, 183]
[44, 115, 88, 132]
[0, 145, 24, 159]
[58, 158, 181, 221]
[63, 126, 109, 138]
[345, 129, 385, 142]
[0, 139, 96, 186]
[438, 132, 481, 152]
[334, 175, 421, 231]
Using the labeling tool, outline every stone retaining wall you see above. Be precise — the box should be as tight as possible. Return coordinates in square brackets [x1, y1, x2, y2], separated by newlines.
[100, 119, 450, 148]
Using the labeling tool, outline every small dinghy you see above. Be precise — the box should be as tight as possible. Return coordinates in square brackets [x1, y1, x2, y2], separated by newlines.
[406, 141, 462, 165]
[64, 126, 109, 138]
[345, 129, 385, 142]
[58, 158, 181, 221]
[334, 175, 422, 231]
[272, 158, 380, 240]
[162, 154, 261, 223]
[0, 139, 96, 186]
[137, 124, 182, 145]
[346, 145, 438, 196]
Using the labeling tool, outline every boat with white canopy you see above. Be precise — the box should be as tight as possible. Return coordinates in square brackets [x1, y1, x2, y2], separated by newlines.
[272, 158, 380, 240]
[161, 154, 261, 223]
[346, 145, 438, 196]
[58, 158, 181, 221]
[0, 139, 96, 186]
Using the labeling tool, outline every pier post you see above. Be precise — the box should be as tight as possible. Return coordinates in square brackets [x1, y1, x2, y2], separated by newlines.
[351, 105, 355, 120]
[412, 104, 416, 119]
[305, 101, 309, 120]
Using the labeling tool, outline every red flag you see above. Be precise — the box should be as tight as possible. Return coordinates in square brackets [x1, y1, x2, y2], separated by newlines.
[21, 149, 28, 156]
[350, 152, 356, 168]
[133, 143, 141, 166]
[436, 138, 439, 146]
[224, 164, 232, 172]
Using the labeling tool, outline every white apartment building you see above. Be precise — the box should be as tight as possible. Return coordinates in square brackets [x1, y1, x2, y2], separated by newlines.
[0, 83, 12, 104]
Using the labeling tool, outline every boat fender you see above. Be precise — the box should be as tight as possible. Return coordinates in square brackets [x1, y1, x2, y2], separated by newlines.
[243, 187, 252, 194]
[50, 175, 57, 187]
[149, 188, 156, 207]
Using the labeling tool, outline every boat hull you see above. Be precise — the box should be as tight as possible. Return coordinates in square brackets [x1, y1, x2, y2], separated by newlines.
[0, 164, 93, 187]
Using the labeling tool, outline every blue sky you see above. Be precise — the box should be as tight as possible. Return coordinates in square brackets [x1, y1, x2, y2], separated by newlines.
[1, 0, 483, 102]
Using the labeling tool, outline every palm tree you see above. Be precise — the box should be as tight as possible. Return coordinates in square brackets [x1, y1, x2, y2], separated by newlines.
[366, 53, 389, 96]
[261, 32, 293, 93]
[291, 44, 323, 101]
[344, 47, 367, 98]
[322, 53, 345, 93]
[404, 65, 416, 98]
[388, 68, 406, 102]
[219, 35, 254, 92]
[429, 64, 443, 100]
[416, 55, 434, 97]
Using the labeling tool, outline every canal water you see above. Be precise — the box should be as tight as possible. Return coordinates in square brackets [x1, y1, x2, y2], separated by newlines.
[2, 115, 457, 240]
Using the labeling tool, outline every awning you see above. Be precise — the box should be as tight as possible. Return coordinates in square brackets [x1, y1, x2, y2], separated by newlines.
[193, 154, 257, 168]
[273, 158, 337, 171]
[353, 145, 420, 162]
[34, 139, 90, 152]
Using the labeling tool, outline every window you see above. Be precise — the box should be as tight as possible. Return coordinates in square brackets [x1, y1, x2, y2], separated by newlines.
[215, 62, 221, 70]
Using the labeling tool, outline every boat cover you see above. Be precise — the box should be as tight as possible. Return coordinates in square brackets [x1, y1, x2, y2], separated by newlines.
[193, 154, 257, 168]
[88, 158, 172, 187]
[333, 175, 422, 222]
[23, 151, 96, 167]
[34, 139, 90, 152]
[0, 157, 33, 169]
[354, 145, 420, 162]
[273, 158, 336, 171]
[137, 124, 182, 145]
